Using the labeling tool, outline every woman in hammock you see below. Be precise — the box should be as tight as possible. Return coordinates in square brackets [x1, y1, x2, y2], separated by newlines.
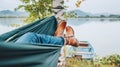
[16, 20, 79, 47]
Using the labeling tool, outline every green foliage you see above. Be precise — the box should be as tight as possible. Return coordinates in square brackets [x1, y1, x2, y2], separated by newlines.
[15, 0, 53, 22]
[65, 54, 120, 67]
[63, 11, 77, 18]
[100, 54, 120, 65]
[66, 58, 94, 67]
[15, 0, 85, 22]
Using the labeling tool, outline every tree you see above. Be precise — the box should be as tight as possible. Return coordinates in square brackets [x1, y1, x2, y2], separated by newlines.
[15, 0, 84, 22]
[15, 0, 53, 22]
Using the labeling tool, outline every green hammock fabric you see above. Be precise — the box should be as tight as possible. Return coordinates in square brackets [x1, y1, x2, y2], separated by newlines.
[0, 16, 62, 67]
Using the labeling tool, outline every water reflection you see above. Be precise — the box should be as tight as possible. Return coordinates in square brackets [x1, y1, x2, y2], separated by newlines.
[0, 18, 26, 34]
[67, 18, 120, 26]
[0, 18, 25, 26]
[67, 18, 88, 26]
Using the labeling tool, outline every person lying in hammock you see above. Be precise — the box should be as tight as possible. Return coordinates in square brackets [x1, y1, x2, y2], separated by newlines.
[16, 21, 79, 47]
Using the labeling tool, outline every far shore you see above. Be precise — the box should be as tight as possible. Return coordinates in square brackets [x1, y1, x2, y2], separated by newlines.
[0, 17, 27, 18]
[0, 16, 120, 19]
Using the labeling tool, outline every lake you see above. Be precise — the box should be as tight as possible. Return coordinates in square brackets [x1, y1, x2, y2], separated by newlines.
[0, 18, 120, 57]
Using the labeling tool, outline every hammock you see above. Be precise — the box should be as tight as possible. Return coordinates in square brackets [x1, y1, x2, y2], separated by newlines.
[0, 16, 62, 67]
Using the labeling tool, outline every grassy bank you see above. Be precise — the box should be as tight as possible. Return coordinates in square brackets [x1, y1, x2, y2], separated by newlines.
[65, 58, 118, 67]
[65, 54, 120, 67]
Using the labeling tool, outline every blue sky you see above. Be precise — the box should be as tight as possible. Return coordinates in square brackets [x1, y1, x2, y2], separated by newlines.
[0, 0, 120, 14]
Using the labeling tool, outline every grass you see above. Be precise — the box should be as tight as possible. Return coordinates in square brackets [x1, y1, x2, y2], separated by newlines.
[65, 57, 94, 67]
[65, 57, 118, 67]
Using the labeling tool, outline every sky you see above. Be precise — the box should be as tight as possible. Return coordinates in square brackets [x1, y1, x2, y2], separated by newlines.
[0, 0, 120, 14]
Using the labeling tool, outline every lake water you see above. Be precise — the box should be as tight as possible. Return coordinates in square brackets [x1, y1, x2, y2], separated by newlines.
[0, 18, 27, 34]
[0, 18, 120, 57]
